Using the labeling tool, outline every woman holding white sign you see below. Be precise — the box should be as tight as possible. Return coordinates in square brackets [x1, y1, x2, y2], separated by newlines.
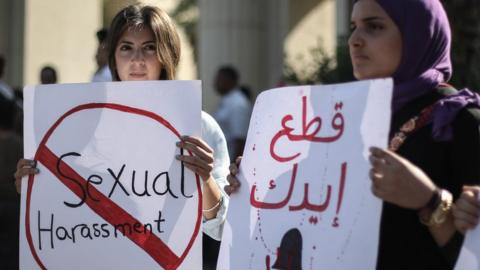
[106, 3, 229, 240]
[349, 0, 480, 269]
[224, 0, 480, 269]
[15, 4, 230, 268]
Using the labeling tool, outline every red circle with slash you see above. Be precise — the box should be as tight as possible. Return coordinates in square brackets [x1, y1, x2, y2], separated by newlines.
[24, 103, 202, 270]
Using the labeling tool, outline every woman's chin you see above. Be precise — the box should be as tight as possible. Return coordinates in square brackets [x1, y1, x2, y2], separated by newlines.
[353, 70, 389, 81]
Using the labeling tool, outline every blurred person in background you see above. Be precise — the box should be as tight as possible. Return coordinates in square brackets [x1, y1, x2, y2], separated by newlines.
[40, 65, 58, 84]
[239, 84, 252, 102]
[0, 55, 15, 101]
[11, 87, 23, 137]
[213, 66, 252, 161]
[0, 93, 23, 270]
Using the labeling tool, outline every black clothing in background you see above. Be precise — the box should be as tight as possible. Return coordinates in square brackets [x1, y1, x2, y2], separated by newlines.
[0, 133, 23, 270]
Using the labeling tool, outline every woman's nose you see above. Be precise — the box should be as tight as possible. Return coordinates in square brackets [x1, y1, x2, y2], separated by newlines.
[348, 29, 363, 48]
[131, 48, 145, 62]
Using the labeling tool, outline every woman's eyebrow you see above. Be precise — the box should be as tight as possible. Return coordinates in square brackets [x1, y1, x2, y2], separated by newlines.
[119, 40, 134, 45]
[362, 16, 385, 22]
[142, 40, 155, 45]
[350, 16, 385, 24]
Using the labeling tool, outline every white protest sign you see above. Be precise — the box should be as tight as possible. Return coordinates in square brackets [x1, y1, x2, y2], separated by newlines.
[456, 232, 480, 270]
[455, 194, 480, 270]
[20, 81, 202, 270]
[218, 79, 392, 270]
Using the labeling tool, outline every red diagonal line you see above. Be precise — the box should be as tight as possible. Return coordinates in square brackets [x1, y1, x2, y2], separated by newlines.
[37, 144, 180, 269]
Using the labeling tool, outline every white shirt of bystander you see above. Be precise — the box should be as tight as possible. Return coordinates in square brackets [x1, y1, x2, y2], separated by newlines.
[213, 88, 252, 161]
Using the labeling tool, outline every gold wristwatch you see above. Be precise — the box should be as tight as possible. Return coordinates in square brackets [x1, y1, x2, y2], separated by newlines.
[418, 189, 453, 227]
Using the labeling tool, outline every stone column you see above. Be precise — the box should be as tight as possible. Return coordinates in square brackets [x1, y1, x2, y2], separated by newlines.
[0, 0, 25, 88]
[198, 0, 288, 112]
[336, 0, 351, 44]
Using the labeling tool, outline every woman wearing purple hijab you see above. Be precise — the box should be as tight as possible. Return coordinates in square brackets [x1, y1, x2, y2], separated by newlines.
[350, 0, 480, 269]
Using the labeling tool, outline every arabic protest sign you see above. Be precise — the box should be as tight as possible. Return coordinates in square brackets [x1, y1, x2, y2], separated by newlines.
[19, 81, 202, 270]
[218, 79, 393, 269]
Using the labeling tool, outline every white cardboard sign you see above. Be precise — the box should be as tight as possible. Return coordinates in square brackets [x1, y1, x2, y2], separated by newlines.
[218, 80, 393, 270]
[455, 194, 480, 270]
[20, 81, 202, 270]
[456, 231, 480, 270]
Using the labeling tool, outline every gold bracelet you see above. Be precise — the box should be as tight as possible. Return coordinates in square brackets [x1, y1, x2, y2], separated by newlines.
[202, 197, 223, 213]
[419, 189, 453, 227]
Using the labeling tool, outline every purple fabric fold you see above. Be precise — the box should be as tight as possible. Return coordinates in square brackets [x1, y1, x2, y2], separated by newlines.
[431, 89, 480, 141]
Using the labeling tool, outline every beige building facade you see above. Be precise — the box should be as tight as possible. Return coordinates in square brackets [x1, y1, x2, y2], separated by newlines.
[23, 0, 102, 85]
[0, 0, 346, 112]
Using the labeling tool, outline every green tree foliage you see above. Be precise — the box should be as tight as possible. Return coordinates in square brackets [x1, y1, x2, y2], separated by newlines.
[283, 40, 354, 85]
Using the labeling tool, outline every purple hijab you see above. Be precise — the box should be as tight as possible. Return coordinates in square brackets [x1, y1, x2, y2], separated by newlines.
[354, 0, 480, 141]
